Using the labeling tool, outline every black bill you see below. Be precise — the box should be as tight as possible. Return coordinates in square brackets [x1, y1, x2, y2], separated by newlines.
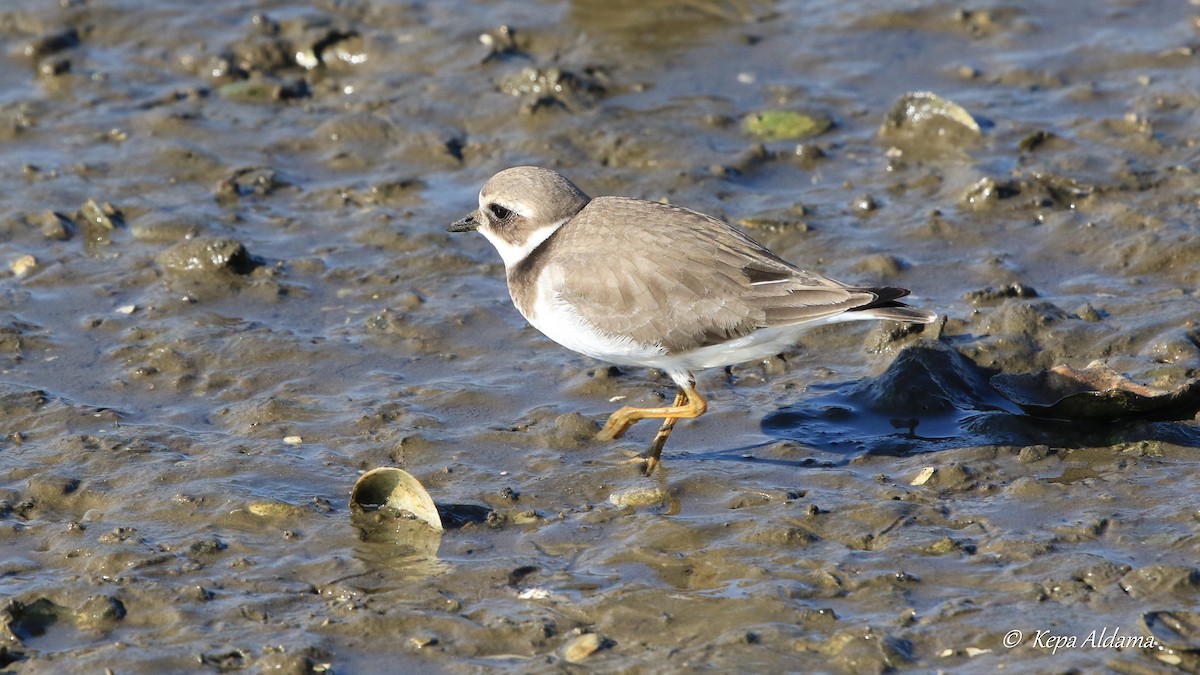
[447, 213, 479, 232]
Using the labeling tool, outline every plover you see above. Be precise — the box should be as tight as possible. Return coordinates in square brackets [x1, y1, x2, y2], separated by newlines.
[449, 166, 936, 474]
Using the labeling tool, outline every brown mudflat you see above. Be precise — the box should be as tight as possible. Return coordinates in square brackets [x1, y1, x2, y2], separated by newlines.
[1, 0, 1198, 671]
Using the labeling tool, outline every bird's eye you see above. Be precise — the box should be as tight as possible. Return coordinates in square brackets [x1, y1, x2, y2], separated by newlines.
[488, 203, 513, 221]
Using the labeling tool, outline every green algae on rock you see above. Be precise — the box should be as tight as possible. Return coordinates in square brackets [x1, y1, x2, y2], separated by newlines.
[742, 110, 832, 141]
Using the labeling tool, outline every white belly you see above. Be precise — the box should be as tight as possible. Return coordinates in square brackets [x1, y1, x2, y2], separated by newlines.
[512, 262, 875, 375]
[521, 288, 668, 367]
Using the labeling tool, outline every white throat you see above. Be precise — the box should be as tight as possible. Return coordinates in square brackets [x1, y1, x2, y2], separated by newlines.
[480, 218, 567, 269]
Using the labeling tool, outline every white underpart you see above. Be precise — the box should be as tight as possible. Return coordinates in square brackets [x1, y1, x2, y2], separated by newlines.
[652, 310, 883, 372]
[522, 263, 667, 366]
[479, 218, 567, 268]
[521, 263, 893, 383]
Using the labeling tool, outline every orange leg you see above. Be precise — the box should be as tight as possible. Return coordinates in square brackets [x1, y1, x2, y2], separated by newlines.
[597, 382, 707, 474]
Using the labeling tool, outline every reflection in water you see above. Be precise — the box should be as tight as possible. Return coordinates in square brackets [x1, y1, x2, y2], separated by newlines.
[760, 340, 1200, 456]
[344, 531, 449, 585]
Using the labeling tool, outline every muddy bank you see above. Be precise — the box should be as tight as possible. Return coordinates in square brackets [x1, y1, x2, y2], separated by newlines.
[1, 0, 1199, 672]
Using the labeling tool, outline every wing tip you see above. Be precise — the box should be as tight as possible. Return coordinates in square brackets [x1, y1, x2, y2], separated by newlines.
[851, 287, 937, 324]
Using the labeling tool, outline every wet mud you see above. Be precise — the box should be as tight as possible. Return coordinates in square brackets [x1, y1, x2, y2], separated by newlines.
[2, 0, 1199, 672]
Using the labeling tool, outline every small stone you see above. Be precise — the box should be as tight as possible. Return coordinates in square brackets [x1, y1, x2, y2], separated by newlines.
[24, 29, 80, 60]
[187, 538, 226, 557]
[478, 24, 524, 62]
[511, 510, 541, 525]
[10, 255, 36, 277]
[853, 194, 878, 212]
[1017, 445, 1051, 463]
[75, 595, 126, 630]
[39, 56, 71, 77]
[78, 198, 119, 230]
[130, 214, 203, 243]
[38, 211, 73, 240]
[910, 467, 936, 486]
[962, 282, 1038, 304]
[156, 238, 256, 275]
[1017, 130, 1054, 152]
[563, 633, 605, 663]
[283, 435, 302, 445]
[793, 143, 825, 163]
[960, 177, 1019, 210]
[409, 635, 438, 649]
[608, 485, 670, 508]
[246, 500, 305, 519]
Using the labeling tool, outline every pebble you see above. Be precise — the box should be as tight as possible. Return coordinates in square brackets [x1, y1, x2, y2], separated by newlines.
[563, 633, 605, 662]
[910, 467, 936, 486]
[608, 485, 670, 508]
[10, 255, 37, 277]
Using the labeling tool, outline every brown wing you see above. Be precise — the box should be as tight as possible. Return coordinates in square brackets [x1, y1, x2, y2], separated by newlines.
[544, 197, 880, 353]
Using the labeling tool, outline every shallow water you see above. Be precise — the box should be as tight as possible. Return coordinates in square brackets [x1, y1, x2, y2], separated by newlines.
[2, 0, 1199, 671]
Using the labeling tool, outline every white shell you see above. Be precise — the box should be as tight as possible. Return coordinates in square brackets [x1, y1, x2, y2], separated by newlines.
[350, 467, 443, 532]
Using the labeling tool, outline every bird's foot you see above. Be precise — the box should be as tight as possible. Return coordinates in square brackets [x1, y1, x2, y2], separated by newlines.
[613, 448, 660, 476]
[596, 412, 636, 441]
